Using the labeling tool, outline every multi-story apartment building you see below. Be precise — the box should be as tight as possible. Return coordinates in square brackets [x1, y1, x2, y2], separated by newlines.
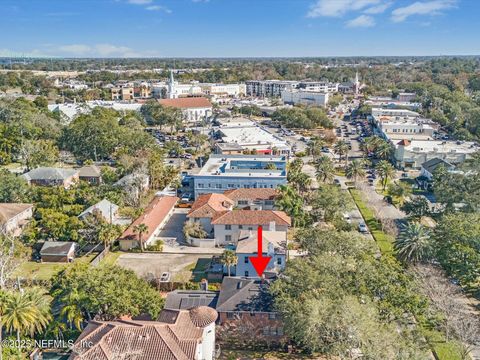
[281, 89, 330, 107]
[200, 83, 246, 97]
[191, 154, 288, 199]
[245, 80, 299, 97]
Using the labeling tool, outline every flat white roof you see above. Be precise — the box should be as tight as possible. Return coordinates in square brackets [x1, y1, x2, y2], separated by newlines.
[197, 154, 287, 177]
[219, 126, 289, 150]
[401, 140, 478, 153]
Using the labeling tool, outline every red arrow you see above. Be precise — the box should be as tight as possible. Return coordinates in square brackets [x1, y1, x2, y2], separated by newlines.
[249, 226, 271, 277]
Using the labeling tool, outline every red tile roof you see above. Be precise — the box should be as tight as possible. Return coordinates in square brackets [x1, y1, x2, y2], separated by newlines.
[119, 196, 178, 241]
[158, 97, 212, 109]
[223, 188, 278, 201]
[69, 307, 218, 360]
[187, 193, 233, 219]
[211, 210, 291, 226]
[397, 139, 411, 146]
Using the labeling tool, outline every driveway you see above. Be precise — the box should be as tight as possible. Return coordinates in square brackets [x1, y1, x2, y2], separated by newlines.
[157, 208, 189, 245]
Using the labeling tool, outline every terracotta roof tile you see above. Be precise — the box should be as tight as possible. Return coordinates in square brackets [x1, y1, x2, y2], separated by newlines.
[211, 210, 291, 226]
[119, 196, 178, 241]
[158, 97, 212, 109]
[187, 193, 233, 219]
[69, 307, 217, 360]
[223, 188, 278, 201]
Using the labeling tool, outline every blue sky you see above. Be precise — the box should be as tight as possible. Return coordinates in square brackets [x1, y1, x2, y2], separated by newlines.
[0, 0, 478, 57]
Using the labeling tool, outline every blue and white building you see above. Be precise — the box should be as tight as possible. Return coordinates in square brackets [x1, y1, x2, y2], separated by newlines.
[191, 154, 287, 199]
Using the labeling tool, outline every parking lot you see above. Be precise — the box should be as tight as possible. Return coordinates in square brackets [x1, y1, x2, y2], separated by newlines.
[116, 252, 213, 281]
[157, 207, 189, 246]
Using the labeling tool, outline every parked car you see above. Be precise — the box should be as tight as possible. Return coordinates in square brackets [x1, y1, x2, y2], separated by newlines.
[358, 222, 368, 233]
[159, 272, 171, 282]
[181, 193, 192, 203]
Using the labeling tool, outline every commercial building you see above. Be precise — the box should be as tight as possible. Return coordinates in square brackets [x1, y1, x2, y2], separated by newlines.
[191, 154, 287, 199]
[199, 83, 246, 97]
[245, 80, 298, 98]
[281, 89, 329, 107]
[216, 123, 291, 155]
[394, 139, 478, 169]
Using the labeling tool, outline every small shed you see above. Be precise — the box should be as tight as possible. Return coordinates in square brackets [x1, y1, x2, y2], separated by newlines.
[40, 241, 77, 263]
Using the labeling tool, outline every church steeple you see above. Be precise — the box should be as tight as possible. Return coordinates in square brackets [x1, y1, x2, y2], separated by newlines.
[168, 69, 177, 99]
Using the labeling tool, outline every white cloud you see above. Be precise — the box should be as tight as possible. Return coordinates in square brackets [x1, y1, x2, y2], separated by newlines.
[307, 0, 381, 18]
[127, 0, 152, 4]
[391, 0, 457, 23]
[346, 14, 376, 27]
[146, 5, 171, 12]
[59, 44, 92, 55]
[363, 1, 392, 14]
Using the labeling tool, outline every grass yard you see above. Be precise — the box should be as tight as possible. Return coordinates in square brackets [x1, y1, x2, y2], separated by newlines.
[348, 189, 466, 360]
[181, 258, 222, 283]
[100, 251, 122, 266]
[15, 254, 96, 281]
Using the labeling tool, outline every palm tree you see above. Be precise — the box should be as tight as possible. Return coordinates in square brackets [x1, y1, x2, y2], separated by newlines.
[24, 287, 51, 337]
[133, 223, 149, 252]
[0, 290, 9, 360]
[315, 155, 335, 183]
[59, 288, 84, 330]
[394, 222, 432, 264]
[376, 160, 395, 191]
[387, 182, 412, 206]
[361, 136, 379, 155]
[98, 223, 121, 251]
[183, 221, 207, 240]
[346, 160, 366, 183]
[306, 138, 324, 160]
[276, 185, 306, 227]
[376, 141, 393, 160]
[334, 140, 349, 167]
[221, 249, 238, 277]
[3, 291, 38, 342]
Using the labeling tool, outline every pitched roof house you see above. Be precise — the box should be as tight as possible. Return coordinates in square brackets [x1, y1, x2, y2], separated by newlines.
[40, 241, 76, 263]
[78, 165, 102, 185]
[78, 199, 120, 224]
[0, 203, 33, 236]
[119, 196, 178, 250]
[22, 167, 79, 189]
[69, 306, 218, 360]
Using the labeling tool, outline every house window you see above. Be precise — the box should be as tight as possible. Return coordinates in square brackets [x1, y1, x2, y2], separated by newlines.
[238, 200, 248, 205]
[268, 313, 276, 320]
[225, 235, 232, 242]
[244, 257, 249, 264]
[277, 257, 282, 265]
[227, 312, 234, 319]
[277, 328, 284, 336]
[216, 184, 222, 189]
[263, 327, 270, 335]
[239, 225, 243, 229]
[225, 225, 232, 230]
[228, 184, 235, 188]
[244, 271, 249, 277]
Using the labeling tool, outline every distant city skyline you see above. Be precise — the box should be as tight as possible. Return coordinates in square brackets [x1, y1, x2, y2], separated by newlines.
[1, 0, 479, 58]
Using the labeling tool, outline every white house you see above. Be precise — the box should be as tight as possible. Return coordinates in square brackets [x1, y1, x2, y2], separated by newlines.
[0, 203, 33, 236]
[235, 229, 287, 278]
[211, 210, 290, 245]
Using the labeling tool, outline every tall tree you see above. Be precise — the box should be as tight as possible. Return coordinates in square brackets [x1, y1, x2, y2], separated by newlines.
[314, 155, 335, 183]
[220, 249, 238, 277]
[345, 160, 366, 183]
[133, 223, 149, 252]
[394, 222, 432, 264]
[376, 160, 395, 190]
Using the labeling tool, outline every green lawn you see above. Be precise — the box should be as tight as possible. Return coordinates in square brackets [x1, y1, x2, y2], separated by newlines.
[100, 251, 122, 266]
[348, 189, 466, 360]
[15, 254, 95, 281]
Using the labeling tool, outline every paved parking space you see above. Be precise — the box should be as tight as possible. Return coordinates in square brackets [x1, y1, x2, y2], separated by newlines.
[157, 208, 189, 245]
[116, 252, 213, 280]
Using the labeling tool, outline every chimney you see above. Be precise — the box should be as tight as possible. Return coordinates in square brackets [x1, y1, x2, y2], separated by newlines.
[200, 279, 208, 291]
[268, 221, 276, 231]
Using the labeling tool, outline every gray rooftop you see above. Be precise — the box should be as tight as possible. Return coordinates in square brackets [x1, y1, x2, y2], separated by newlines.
[40, 241, 76, 256]
[23, 167, 78, 181]
[216, 277, 274, 313]
[165, 290, 219, 310]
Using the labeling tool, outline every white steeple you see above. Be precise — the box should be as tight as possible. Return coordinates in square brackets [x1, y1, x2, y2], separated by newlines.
[168, 69, 177, 99]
